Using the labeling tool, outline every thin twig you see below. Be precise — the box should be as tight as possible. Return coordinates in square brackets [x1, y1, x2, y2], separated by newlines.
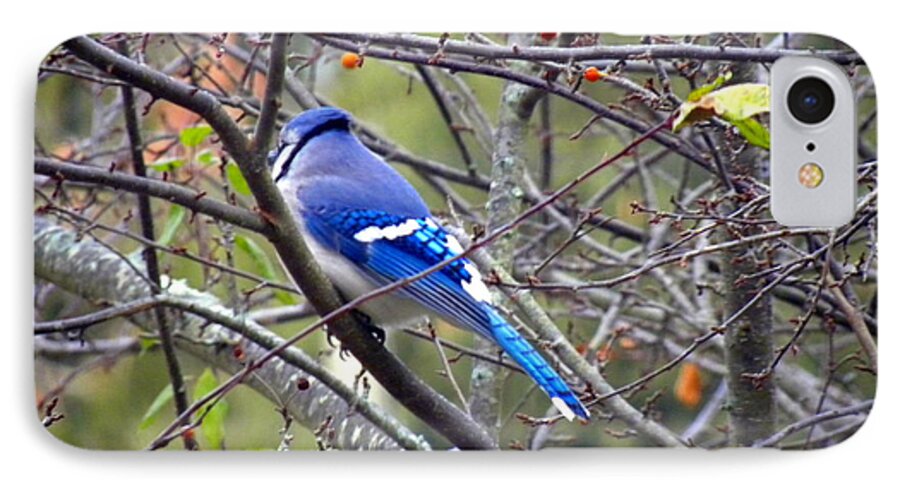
[118, 38, 196, 450]
[752, 400, 873, 447]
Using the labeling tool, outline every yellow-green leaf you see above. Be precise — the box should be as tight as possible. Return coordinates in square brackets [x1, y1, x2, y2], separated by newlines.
[149, 158, 185, 172]
[193, 368, 228, 450]
[158, 205, 186, 246]
[197, 149, 219, 166]
[235, 234, 293, 305]
[226, 162, 252, 195]
[138, 337, 160, 358]
[138, 384, 173, 431]
[673, 83, 771, 149]
[179, 125, 214, 148]
[712, 84, 770, 121]
[687, 71, 732, 102]
[732, 118, 771, 150]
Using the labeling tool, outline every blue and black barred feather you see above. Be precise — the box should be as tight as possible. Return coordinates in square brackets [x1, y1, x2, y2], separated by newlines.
[304, 207, 494, 338]
[487, 310, 589, 420]
[272, 108, 590, 419]
[303, 206, 590, 420]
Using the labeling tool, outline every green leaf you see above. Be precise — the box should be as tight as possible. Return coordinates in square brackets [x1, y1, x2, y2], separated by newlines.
[194, 368, 228, 450]
[226, 162, 252, 196]
[732, 118, 771, 150]
[235, 234, 293, 305]
[148, 159, 185, 172]
[712, 84, 770, 121]
[158, 205, 187, 246]
[138, 337, 160, 357]
[196, 149, 218, 166]
[687, 71, 733, 102]
[179, 125, 214, 148]
[139, 384, 173, 431]
[673, 83, 771, 149]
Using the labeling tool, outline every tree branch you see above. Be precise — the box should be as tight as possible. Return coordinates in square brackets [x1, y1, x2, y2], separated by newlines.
[252, 33, 288, 155]
[34, 157, 269, 234]
[752, 400, 873, 448]
[326, 33, 863, 65]
[118, 38, 196, 449]
[61, 35, 496, 449]
[34, 217, 426, 450]
[470, 33, 546, 436]
[312, 35, 715, 174]
[717, 49, 776, 445]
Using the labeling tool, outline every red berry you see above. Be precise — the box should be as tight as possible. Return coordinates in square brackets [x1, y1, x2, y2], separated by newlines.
[232, 344, 245, 362]
[584, 66, 603, 83]
[540, 32, 558, 41]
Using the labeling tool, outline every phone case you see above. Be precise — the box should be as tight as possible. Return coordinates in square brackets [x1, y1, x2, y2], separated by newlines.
[33, 32, 876, 450]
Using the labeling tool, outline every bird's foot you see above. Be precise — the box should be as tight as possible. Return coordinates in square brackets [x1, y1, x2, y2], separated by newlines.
[353, 310, 386, 345]
[323, 326, 354, 361]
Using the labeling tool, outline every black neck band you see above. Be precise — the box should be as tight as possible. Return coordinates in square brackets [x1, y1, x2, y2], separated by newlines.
[274, 118, 350, 183]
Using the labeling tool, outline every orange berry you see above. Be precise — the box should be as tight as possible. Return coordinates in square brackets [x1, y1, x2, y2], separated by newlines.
[583, 66, 603, 83]
[618, 337, 638, 350]
[674, 362, 703, 408]
[341, 52, 361, 69]
[539, 32, 558, 41]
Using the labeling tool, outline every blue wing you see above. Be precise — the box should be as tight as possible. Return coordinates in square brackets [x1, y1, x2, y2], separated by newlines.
[303, 207, 494, 339]
[304, 207, 590, 420]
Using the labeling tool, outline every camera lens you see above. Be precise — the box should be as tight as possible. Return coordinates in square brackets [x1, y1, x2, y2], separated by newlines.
[788, 77, 835, 124]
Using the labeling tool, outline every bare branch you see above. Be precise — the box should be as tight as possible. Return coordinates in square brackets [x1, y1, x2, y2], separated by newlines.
[326, 33, 863, 65]
[62, 34, 497, 449]
[34, 217, 427, 450]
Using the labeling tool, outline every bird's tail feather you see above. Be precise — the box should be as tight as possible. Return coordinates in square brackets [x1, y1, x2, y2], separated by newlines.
[486, 309, 589, 421]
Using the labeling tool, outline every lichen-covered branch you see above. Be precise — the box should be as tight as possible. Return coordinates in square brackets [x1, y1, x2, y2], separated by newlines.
[469, 33, 547, 436]
[34, 217, 427, 450]
[455, 232, 685, 447]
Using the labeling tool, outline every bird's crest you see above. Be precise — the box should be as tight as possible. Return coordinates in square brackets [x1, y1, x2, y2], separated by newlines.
[268, 107, 353, 181]
[281, 107, 352, 145]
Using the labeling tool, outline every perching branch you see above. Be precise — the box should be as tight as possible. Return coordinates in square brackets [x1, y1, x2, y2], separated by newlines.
[62, 35, 496, 449]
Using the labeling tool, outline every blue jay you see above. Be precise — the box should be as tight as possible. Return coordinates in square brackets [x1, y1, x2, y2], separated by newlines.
[268, 107, 589, 421]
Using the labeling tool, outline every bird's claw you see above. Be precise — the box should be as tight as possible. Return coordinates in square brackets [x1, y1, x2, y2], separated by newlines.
[369, 325, 386, 345]
[353, 310, 386, 345]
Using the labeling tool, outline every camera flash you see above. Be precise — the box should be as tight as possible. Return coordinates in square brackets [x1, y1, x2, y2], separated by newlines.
[798, 162, 824, 188]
